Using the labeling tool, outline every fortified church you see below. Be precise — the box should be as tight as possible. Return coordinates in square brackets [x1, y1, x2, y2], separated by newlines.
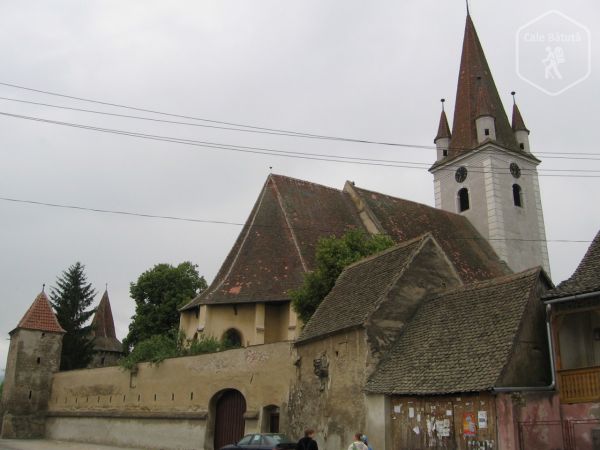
[2, 12, 599, 450]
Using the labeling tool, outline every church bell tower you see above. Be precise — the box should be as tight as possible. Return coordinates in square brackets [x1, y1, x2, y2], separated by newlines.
[430, 13, 551, 276]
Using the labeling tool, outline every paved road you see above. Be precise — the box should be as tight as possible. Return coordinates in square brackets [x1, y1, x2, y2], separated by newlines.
[0, 440, 140, 450]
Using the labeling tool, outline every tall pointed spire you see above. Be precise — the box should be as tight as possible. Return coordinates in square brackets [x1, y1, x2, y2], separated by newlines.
[449, 15, 518, 155]
[91, 289, 117, 339]
[435, 99, 451, 143]
[16, 290, 65, 334]
[511, 93, 529, 133]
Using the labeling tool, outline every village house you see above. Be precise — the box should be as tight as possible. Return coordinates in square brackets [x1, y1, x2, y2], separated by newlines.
[1, 11, 598, 450]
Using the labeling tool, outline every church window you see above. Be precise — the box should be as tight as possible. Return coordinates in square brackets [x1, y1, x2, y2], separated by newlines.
[513, 184, 523, 207]
[223, 328, 243, 347]
[484, 128, 490, 136]
[458, 188, 470, 212]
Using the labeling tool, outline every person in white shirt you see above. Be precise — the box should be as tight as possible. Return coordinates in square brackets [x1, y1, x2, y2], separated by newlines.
[347, 433, 368, 450]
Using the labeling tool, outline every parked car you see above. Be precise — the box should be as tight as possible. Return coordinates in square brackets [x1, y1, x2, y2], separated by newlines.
[220, 433, 297, 450]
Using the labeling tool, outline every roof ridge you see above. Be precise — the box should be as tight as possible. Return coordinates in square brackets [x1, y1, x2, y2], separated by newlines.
[427, 266, 541, 302]
[343, 233, 431, 271]
[268, 173, 343, 194]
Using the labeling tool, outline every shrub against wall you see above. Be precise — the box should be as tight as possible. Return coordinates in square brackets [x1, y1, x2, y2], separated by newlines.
[119, 333, 238, 370]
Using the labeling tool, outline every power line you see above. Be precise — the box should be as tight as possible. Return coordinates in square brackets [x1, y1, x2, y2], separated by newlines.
[0, 195, 590, 244]
[2, 82, 598, 158]
[0, 81, 432, 148]
[1, 110, 599, 178]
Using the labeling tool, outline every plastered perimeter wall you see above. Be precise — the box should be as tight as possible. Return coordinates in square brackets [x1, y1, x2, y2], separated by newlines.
[46, 342, 295, 450]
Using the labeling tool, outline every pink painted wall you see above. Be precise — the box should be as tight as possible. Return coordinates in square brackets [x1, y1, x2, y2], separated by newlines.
[495, 392, 600, 450]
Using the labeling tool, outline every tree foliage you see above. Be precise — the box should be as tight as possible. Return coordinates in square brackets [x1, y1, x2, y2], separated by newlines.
[123, 262, 207, 351]
[119, 332, 238, 370]
[50, 262, 97, 371]
[291, 229, 394, 324]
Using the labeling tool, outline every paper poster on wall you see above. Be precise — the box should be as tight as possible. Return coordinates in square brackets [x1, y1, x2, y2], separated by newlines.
[463, 412, 477, 436]
[446, 409, 453, 416]
[409, 407, 415, 418]
[477, 411, 488, 429]
[393, 405, 401, 414]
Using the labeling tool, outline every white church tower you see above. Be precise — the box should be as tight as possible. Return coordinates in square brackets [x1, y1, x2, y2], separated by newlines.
[430, 13, 551, 276]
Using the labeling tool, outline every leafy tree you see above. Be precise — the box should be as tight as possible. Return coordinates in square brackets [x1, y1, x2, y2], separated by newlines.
[291, 229, 394, 324]
[123, 262, 207, 351]
[50, 262, 97, 371]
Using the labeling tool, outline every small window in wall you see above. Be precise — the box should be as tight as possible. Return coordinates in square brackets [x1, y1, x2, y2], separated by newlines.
[513, 184, 523, 207]
[519, 143, 525, 150]
[36, 357, 41, 365]
[100, 356, 105, 366]
[223, 328, 242, 348]
[484, 128, 490, 136]
[443, 149, 448, 157]
[458, 188, 470, 212]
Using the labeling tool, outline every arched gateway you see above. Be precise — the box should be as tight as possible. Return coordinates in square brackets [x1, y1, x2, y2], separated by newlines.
[213, 389, 246, 450]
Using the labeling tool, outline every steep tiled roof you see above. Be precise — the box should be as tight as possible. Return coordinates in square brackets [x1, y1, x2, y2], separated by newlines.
[434, 110, 451, 143]
[91, 290, 123, 353]
[544, 230, 600, 299]
[352, 186, 509, 283]
[182, 175, 364, 308]
[366, 268, 543, 395]
[297, 236, 427, 343]
[448, 15, 519, 157]
[181, 174, 509, 310]
[16, 291, 65, 334]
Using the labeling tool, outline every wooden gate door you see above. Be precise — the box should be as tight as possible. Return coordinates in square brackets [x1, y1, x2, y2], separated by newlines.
[214, 390, 247, 450]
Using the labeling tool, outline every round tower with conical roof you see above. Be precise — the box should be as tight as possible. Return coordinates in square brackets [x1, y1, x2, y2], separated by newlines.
[0, 290, 65, 438]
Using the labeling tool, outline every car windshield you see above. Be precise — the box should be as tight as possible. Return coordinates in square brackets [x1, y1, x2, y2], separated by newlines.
[264, 434, 292, 444]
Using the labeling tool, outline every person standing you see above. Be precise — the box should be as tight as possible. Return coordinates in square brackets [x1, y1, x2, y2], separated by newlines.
[296, 428, 318, 450]
[347, 433, 368, 450]
[361, 434, 373, 450]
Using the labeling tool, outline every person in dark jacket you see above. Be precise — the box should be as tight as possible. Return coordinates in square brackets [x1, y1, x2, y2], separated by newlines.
[296, 428, 318, 450]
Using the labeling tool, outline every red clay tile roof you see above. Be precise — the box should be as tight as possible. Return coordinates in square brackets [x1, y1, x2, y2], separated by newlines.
[512, 102, 529, 133]
[182, 175, 365, 308]
[181, 174, 509, 310]
[434, 110, 451, 143]
[351, 186, 509, 283]
[448, 15, 519, 157]
[16, 291, 65, 334]
[544, 230, 600, 299]
[91, 290, 123, 353]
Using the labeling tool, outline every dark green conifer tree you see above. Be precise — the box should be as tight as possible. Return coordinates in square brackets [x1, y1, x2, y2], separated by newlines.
[50, 262, 96, 370]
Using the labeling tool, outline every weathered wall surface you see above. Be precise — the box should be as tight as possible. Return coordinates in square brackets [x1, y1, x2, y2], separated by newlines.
[290, 328, 373, 450]
[1, 329, 62, 438]
[496, 392, 600, 450]
[46, 342, 295, 450]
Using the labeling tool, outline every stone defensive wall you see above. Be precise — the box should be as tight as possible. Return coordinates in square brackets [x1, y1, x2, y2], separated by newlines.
[45, 341, 295, 450]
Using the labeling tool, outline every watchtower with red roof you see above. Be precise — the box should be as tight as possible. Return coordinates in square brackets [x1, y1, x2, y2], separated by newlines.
[0, 290, 65, 439]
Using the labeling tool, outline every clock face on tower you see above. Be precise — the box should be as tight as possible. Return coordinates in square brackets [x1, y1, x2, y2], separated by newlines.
[510, 163, 521, 179]
[455, 166, 468, 183]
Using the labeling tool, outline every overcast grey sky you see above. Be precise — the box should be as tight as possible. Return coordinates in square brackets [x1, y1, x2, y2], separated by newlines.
[1, 1, 599, 374]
